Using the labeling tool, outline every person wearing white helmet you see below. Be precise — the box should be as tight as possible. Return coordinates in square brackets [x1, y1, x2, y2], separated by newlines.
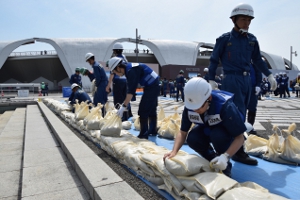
[69, 67, 82, 87]
[112, 42, 128, 62]
[85, 52, 108, 114]
[164, 77, 252, 177]
[108, 57, 160, 139]
[68, 83, 92, 112]
[207, 3, 277, 165]
[203, 68, 209, 82]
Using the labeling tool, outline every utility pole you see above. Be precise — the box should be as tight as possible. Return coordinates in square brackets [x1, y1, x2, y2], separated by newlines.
[290, 46, 297, 70]
[136, 28, 141, 62]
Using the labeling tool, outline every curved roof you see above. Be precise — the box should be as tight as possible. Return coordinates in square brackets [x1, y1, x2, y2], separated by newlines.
[0, 37, 298, 88]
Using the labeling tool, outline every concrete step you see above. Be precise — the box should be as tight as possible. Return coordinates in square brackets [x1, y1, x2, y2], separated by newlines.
[21, 105, 90, 200]
[0, 111, 14, 135]
[0, 108, 26, 199]
[38, 102, 144, 200]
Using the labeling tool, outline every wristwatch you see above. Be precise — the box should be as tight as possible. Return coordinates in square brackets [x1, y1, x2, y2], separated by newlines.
[224, 152, 231, 160]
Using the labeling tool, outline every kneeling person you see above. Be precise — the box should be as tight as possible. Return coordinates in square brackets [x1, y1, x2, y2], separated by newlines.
[68, 83, 92, 112]
[164, 77, 250, 177]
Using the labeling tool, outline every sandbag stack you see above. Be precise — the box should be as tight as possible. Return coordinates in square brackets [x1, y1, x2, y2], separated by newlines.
[43, 98, 288, 200]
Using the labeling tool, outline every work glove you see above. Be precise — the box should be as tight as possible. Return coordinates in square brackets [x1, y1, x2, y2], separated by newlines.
[255, 86, 261, 95]
[267, 74, 277, 91]
[210, 154, 228, 171]
[244, 122, 253, 133]
[117, 105, 127, 118]
[209, 80, 219, 90]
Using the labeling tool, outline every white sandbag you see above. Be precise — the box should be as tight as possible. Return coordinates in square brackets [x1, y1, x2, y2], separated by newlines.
[100, 113, 122, 137]
[158, 119, 180, 139]
[91, 79, 97, 97]
[144, 174, 164, 186]
[165, 154, 212, 176]
[158, 184, 182, 200]
[134, 116, 140, 131]
[280, 123, 300, 164]
[180, 189, 202, 200]
[122, 121, 132, 130]
[244, 135, 268, 156]
[110, 140, 136, 159]
[157, 104, 165, 121]
[218, 187, 288, 200]
[238, 181, 269, 193]
[99, 111, 114, 129]
[88, 130, 101, 138]
[75, 104, 89, 120]
[86, 113, 102, 130]
[178, 172, 238, 199]
[83, 103, 102, 125]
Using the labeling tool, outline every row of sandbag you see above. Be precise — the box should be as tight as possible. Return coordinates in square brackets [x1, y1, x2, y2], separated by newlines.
[43, 98, 287, 200]
[245, 123, 300, 165]
[133, 105, 183, 139]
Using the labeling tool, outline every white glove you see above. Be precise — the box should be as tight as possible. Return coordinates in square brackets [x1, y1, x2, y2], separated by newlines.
[267, 74, 277, 91]
[255, 86, 261, 95]
[244, 122, 253, 133]
[210, 154, 228, 171]
[209, 80, 218, 90]
[117, 105, 127, 118]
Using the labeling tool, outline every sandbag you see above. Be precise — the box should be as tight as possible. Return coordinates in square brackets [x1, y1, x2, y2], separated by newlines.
[100, 112, 122, 137]
[180, 189, 202, 200]
[99, 111, 114, 129]
[244, 135, 268, 156]
[122, 121, 132, 130]
[158, 119, 180, 139]
[75, 104, 89, 120]
[178, 172, 238, 199]
[165, 154, 212, 176]
[83, 103, 103, 125]
[280, 123, 300, 164]
[134, 116, 140, 131]
[157, 104, 165, 121]
[218, 187, 288, 200]
[91, 79, 97, 97]
[86, 113, 102, 130]
[88, 130, 101, 138]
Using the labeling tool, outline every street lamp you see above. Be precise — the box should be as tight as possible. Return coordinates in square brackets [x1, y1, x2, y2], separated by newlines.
[290, 46, 297, 70]
[136, 28, 141, 62]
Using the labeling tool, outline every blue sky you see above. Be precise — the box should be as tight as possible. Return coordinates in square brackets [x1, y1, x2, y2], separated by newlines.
[1, 0, 299, 67]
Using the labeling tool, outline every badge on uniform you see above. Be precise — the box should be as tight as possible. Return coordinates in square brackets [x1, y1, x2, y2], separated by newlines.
[227, 42, 232, 46]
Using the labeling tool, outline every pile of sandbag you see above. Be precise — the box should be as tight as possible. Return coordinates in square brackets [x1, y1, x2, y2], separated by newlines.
[157, 106, 181, 139]
[43, 98, 288, 200]
[245, 123, 300, 165]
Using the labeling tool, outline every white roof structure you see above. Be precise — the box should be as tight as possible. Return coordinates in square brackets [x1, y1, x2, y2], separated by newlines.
[0, 37, 298, 87]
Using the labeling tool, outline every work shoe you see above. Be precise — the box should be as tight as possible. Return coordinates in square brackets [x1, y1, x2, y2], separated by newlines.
[232, 148, 258, 165]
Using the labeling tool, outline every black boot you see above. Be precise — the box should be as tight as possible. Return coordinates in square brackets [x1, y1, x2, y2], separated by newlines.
[148, 116, 157, 136]
[232, 146, 258, 165]
[137, 118, 149, 139]
[247, 111, 257, 135]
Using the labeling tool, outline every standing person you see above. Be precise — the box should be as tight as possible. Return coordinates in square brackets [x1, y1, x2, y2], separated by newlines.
[41, 82, 46, 96]
[295, 73, 300, 97]
[208, 3, 277, 165]
[168, 79, 175, 98]
[203, 68, 209, 82]
[162, 78, 168, 97]
[106, 43, 133, 121]
[164, 78, 253, 177]
[108, 57, 160, 139]
[278, 72, 286, 98]
[176, 70, 185, 102]
[247, 64, 262, 135]
[274, 73, 280, 96]
[85, 53, 108, 114]
[282, 72, 291, 98]
[69, 67, 82, 87]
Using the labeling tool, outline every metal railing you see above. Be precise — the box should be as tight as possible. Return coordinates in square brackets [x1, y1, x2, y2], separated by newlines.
[9, 50, 57, 57]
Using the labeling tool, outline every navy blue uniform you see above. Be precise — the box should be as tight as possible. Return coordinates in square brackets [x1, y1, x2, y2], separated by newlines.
[125, 62, 159, 118]
[162, 80, 168, 97]
[92, 61, 108, 107]
[247, 64, 262, 113]
[69, 73, 82, 86]
[87, 72, 95, 82]
[68, 89, 92, 109]
[168, 81, 175, 97]
[208, 29, 272, 119]
[176, 75, 185, 102]
[181, 90, 246, 160]
[280, 75, 290, 98]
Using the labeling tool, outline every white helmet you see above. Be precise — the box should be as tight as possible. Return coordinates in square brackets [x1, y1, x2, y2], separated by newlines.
[71, 83, 79, 90]
[184, 77, 212, 110]
[220, 74, 223, 77]
[85, 53, 94, 61]
[282, 72, 287, 75]
[204, 68, 209, 72]
[108, 57, 123, 71]
[279, 72, 283, 75]
[113, 42, 124, 50]
[230, 3, 254, 19]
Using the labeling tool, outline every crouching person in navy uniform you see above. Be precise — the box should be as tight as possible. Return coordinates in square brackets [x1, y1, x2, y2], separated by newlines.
[68, 83, 92, 113]
[108, 57, 160, 139]
[164, 77, 253, 177]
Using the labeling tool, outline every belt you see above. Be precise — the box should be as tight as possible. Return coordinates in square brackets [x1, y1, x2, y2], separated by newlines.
[224, 71, 250, 76]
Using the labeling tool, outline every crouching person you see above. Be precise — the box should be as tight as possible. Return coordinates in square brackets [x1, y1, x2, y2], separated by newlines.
[164, 77, 251, 177]
[68, 83, 92, 112]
